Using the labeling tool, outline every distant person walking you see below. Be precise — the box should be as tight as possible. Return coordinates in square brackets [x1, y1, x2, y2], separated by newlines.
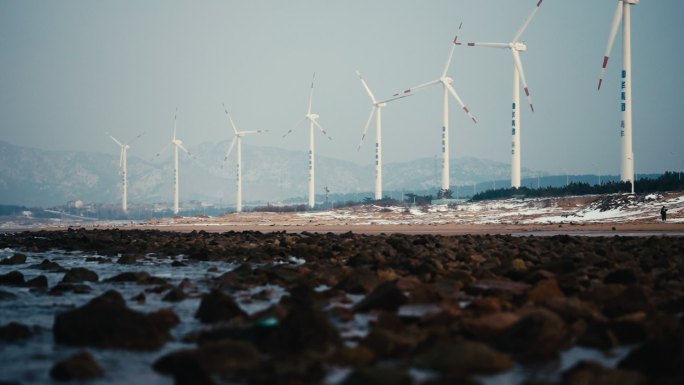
[661, 206, 668, 221]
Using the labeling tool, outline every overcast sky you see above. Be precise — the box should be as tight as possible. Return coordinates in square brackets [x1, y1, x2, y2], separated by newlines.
[1, 0, 682, 177]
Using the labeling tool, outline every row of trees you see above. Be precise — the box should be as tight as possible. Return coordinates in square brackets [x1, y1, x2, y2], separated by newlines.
[471, 171, 684, 201]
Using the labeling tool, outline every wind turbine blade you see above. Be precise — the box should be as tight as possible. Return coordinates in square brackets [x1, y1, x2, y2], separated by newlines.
[457, 41, 510, 49]
[178, 143, 191, 155]
[453, 22, 463, 44]
[222, 103, 239, 134]
[378, 93, 412, 104]
[441, 22, 463, 77]
[356, 70, 377, 104]
[445, 83, 478, 124]
[239, 130, 266, 135]
[154, 143, 172, 159]
[441, 44, 456, 78]
[402, 79, 441, 95]
[126, 132, 144, 146]
[119, 149, 124, 169]
[312, 119, 332, 141]
[307, 72, 316, 115]
[173, 108, 178, 140]
[513, 0, 545, 42]
[598, 1, 624, 90]
[109, 135, 123, 147]
[511, 50, 535, 112]
[283, 117, 307, 138]
[357, 107, 376, 151]
[223, 136, 237, 165]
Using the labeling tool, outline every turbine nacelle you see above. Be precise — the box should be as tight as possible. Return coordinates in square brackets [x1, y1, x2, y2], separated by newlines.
[511, 42, 528, 52]
[375, 102, 387, 108]
[306, 113, 320, 120]
[172, 139, 183, 147]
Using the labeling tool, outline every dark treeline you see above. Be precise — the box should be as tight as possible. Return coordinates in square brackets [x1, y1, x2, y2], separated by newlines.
[472, 171, 684, 201]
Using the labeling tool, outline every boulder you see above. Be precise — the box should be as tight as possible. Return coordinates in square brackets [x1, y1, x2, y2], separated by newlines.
[340, 367, 412, 385]
[494, 308, 570, 361]
[26, 275, 48, 288]
[562, 360, 645, 385]
[50, 351, 104, 381]
[0, 322, 35, 341]
[61, 267, 98, 283]
[153, 340, 260, 377]
[195, 289, 247, 324]
[354, 280, 407, 313]
[0, 253, 27, 265]
[53, 290, 170, 350]
[413, 339, 513, 375]
[0, 271, 24, 286]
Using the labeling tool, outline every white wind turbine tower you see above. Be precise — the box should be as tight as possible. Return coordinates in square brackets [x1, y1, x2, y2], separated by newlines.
[598, 0, 639, 193]
[356, 70, 411, 200]
[283, 73, 332, 209]
[456, 0, 545, 188]
[221, 104, 267, 213]
[156, 109, 191, 215]
[109, 132, 142, 214]
[401, 26, 478, 192]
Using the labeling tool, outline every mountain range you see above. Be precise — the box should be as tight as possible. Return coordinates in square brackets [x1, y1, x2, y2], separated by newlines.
[0, 140, 536, 208]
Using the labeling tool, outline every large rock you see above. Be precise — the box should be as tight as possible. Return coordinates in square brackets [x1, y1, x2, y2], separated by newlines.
[354, 280, 407, 313]
[562, 360, 645, 385]
[50, 351, 104, 381]
[0, 253, 27, 265]
[494, 308, 570, 361]
[53, 290, 170, 350]
[413, 339, 513, 375]
[0, 271, 24, 286]
[0, 322, 35, 341]
[195, 289, 247, 324]
[61, 267, 98, 283]
[153, 340, 260, 378]
[340, 367, 412, 385]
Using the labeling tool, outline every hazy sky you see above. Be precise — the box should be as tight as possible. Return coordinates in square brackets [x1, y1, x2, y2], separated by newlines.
[1, 0, 683, 177]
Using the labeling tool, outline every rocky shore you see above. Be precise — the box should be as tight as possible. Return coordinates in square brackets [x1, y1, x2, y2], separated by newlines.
[1, 228, 683, 384]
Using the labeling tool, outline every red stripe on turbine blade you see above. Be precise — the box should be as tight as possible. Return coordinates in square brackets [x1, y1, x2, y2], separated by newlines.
[404, 89, 411, 94]
[472, 117, 478, 124]
[463, 107, 470, 113]
[530, 104, 535, 113]
[467, 43, 475, 46]
[598, 79, 603, 90]
[537, 0, 543, 7]
[602, 56, 609, 69]
[524, 88, 530, 97]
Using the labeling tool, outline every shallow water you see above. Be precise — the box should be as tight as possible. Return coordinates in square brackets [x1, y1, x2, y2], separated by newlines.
[0, 247, 634, 385]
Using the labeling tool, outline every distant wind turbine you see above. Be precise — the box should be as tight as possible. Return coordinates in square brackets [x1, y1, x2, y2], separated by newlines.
[283, 73, 332, 209]
[221, 104, 267, 213]
[356, 70, 411, 200]
[155, 108, 191, 215]
[456, 0, 545, 188]
[109, 132, 143, 214]
[597, 0, 639, 192]
[401, 25, 478, 192]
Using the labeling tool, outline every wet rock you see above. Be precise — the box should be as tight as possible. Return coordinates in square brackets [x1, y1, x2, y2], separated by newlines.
[340, 367, 412, 385]
[148, 308, 181, 336]
[61, 267, 98, 283]
[49, 351, 104, 381]
[335, 266, 379, 294]
[562, 360, 645, 385]
[0, 271, 24, 286]
[26, 275, 48, 288]
[131, 292, 146, 303]
[49, 283, 92, 296]
[618, 330, 684, 377]
[462, 312, 520, 340]
[162, 287, 187, 302]
[0, 289, 17, 300]
[494, 308, 570, 361]
[331, 345, 376, 366]
[53, 289, 169, 350]
[28, 259, 65, 272]
[528, 278, 565, 303]
[154, 340, 260, 378]
[0, 322, 35, 341]
[105, 271, 167, 285]
[117, 254, 141, 264]
[603, 268, 638, 285]
[0, 253, 27, 265]
[414, 339, 513, 375]
[354, 280, 407, 313]
[362, 327, 421, 358]
[602, 285, 654, 319]
[468, 278, 530, 297]
[195, 289, 247, 324]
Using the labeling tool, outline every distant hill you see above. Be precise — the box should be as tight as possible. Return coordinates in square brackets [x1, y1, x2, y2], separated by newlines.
[1, 140, 542, 207]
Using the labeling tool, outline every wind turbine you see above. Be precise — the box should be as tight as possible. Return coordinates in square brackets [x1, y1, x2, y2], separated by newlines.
[597, 0, 639, 193]
[283, 73, 332, 209]
[155, 109, 190, 215]
[456, 0, 545, 188]
[401, 26, 478, 193]
[221, 104, 266, 213]
[356, 70, 411, 200]
[109, 132, 142, 215]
